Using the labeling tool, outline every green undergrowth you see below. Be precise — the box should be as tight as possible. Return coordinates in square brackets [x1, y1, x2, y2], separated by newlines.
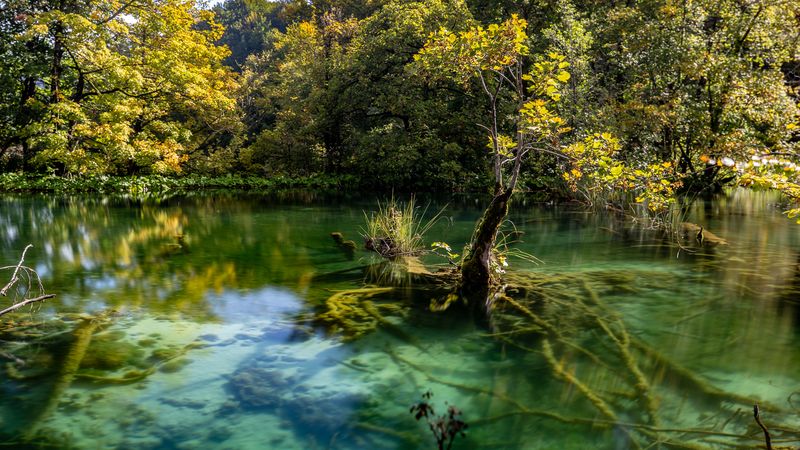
[0, 173, 357, 196]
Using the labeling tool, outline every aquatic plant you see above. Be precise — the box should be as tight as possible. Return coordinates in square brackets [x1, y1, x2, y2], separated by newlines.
[490, 221, 541, 275]
[317, 287, 413, 341]
[410, 390, 468, 450]
[362, 196, 443, 259]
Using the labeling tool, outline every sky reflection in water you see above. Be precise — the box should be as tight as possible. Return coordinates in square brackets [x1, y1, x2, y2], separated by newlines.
[0, 191, 799, 449]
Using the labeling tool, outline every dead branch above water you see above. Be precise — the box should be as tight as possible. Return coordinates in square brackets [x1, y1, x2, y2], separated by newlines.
[0, 245, 54, 319]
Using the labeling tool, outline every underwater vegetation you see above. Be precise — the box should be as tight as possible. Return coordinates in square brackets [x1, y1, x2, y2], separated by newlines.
[314, 262, 800, 449]
[2, 193, 800, 449]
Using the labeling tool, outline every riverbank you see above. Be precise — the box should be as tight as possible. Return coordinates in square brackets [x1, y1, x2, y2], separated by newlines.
[0, 173, 358, 197]
[0, 173, 571, 203]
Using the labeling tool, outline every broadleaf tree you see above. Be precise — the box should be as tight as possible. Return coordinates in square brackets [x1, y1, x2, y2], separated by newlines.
[3, 0, 240, 175]
[415, 15, 572, 313]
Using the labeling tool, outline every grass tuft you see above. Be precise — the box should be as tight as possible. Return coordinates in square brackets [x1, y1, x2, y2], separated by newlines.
[362, 196, 443, 259]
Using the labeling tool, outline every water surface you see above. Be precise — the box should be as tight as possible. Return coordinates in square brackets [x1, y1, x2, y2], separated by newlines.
[1, 190, 799, 449]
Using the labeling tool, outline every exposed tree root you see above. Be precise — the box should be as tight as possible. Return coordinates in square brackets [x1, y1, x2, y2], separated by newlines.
[495, 271, 800, 448]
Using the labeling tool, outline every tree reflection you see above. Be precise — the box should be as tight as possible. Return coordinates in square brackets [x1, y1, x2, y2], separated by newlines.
[0, 195, 344, 321]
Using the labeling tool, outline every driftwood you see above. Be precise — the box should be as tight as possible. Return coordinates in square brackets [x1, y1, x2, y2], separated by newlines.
[679, 222, 728, 247]
[0, 294, 56, 317]
[24, 317, 102, 439]
[754, 404, 773, 450]
[0, 245, 55, 319]
[0, 244, 32, 297]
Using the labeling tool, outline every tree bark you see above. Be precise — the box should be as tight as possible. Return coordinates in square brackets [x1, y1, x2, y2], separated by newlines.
[459, 187, 513, 317]
[50, 16, 65, 103]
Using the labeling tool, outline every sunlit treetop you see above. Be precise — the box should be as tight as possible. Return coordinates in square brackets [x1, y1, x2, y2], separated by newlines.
[9, 0, 240, 174]
[413, 14, 529, 85]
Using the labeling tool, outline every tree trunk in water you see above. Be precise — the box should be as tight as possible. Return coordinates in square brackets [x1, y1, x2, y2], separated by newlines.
[459, 187, 513, 317]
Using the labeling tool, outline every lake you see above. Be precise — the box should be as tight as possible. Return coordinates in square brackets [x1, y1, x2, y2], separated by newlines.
[1, 190, 799, 449]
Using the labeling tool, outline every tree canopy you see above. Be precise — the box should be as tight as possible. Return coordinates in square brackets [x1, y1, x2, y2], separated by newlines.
[1, 0, 240, 174]
[0, 0, 797, 218]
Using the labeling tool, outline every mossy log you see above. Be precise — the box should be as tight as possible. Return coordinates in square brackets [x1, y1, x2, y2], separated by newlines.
[318, 287, 397, 340]
[24, 317, 103, 439]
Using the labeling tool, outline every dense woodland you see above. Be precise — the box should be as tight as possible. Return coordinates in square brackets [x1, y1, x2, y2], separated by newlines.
[0, 0, 799, 206]
[3, 4, 800, 447]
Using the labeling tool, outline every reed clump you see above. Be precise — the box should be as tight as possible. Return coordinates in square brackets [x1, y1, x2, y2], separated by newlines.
[362, 196, 443, 259]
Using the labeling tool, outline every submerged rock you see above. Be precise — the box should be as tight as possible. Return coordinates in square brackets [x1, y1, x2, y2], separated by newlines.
[228, 367, 294, 409]
[137, 338, 157, 347]
[283, 391, 369, 439]
[225, 350, 374, 446]
[150, 347, 182, 362]
[234, 333, 261, 342]
[215, 399, 241, 417]
[207, 425, 233, 443]
[198, 334, 219, 342]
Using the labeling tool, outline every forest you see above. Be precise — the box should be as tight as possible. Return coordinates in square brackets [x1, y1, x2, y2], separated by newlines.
[2, 1, 800, 449]
[0, 0, 797, 204]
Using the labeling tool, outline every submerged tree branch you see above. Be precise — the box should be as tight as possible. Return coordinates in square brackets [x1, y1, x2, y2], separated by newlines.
[753, 404, 772, 450]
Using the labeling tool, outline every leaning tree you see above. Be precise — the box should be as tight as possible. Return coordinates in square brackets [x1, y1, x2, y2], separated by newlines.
[414, 15, 571, 314]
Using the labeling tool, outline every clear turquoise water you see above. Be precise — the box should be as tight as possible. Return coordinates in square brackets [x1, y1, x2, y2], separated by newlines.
[0, 190, 799, 449]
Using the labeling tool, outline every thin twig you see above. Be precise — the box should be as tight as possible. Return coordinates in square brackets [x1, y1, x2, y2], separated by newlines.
[0, 350, 25, 365]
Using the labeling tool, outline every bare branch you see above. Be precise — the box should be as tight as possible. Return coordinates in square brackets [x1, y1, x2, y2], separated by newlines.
[490, 67, 515, 87]
[1, 244, 32, 297]
[94, 0, 141, 25]
[0, 294, 55, 318]
[475, 123, 495, 137]
[1, 245, 52, 319]
[534, 146, 572, 160]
